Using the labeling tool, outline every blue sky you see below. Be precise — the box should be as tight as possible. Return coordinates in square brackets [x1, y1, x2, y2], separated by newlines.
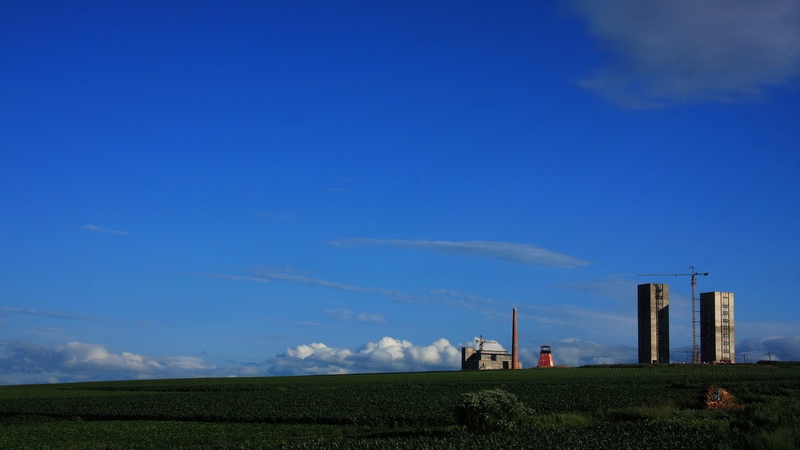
[1, 0, 799, 384]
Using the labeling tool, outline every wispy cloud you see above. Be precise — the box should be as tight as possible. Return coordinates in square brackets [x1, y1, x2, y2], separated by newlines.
[256, 212, 296, 221]
[568, 0, 800, 107]
[533, 305, 635, 327]
[250, 267, 418, 302]
[204, 267, 419, 303]
[81, 224, 131, 236]
[324, 309, 386, 324]
[420, 288, 508, 315]
[200, 273, 273, 284]
[526, 305, 637, 343]
[420, 289, 637, 339]
[556, 275, 638, 302]
[0, 306, 110, 322]
[205, 268, 512, 314]
[329, 238, 591, 268]
[736, 321, 800, 340]
[204, 268, 634, 336]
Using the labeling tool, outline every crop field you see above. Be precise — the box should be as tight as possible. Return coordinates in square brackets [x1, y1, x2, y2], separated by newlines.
[1, 363, 799, 449]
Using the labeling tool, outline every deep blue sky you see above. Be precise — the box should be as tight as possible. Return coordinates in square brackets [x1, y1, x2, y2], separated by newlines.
[2, 0, 799, 383]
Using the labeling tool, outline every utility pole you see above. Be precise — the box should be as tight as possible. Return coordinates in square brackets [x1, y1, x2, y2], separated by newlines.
[637, 266, 708, 364]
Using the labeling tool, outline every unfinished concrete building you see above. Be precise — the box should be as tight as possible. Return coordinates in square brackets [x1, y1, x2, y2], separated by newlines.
[700, 291, 735, 363]
[638, 283, 670, 363]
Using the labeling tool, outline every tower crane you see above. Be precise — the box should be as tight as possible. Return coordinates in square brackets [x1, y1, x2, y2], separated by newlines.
[637, 266, 708, 364]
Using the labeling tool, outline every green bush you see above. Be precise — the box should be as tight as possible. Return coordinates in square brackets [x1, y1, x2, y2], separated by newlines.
[454, 388, 532, 433]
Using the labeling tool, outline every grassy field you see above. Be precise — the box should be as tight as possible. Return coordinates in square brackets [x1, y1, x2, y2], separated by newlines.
[1, 363, 799, 449]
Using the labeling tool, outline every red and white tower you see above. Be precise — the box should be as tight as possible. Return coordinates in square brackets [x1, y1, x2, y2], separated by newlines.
[537, 345, 554, 368]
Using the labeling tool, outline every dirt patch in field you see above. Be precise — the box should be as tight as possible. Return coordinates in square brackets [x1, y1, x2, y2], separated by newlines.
[700, 386, 743, 410]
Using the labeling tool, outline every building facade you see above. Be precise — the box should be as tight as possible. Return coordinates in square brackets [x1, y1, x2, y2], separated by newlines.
[638, 283, 670, 363]
[700, 292, 735, 363]
[461, 338, 516, 370]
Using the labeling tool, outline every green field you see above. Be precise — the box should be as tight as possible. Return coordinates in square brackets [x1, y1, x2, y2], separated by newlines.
[1, 363, 799, 449]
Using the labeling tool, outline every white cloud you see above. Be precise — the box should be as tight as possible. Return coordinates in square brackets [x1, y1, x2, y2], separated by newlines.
[568, 0, 800, 107]
[269, 337, 462, 375]
[409, 338, 460, 365]
[358, 337, 412, 362]
[0, 340, 215, 385]
[81, 224, 130, 236]
[329, 238, 590, 268]
[62, 342, 153, 372]
[287, 342, 353, 361]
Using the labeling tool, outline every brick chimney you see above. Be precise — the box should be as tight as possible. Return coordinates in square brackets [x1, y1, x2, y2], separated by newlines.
[512, 308, 519, 369]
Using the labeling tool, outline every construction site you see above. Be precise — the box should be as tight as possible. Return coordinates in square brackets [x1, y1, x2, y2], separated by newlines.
[462, 267, 735, 369]
[637, 267, 735, 364]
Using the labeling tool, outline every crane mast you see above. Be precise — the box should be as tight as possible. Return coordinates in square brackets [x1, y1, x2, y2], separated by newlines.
[637, 266, 708, 364]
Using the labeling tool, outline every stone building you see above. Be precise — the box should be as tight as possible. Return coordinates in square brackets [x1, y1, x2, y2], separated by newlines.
[461, 337, 515, 370]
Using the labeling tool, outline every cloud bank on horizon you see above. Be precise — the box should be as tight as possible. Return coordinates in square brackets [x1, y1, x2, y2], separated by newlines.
[4, 334, 799, 384]
[0, 340, 213, 385]
[569, 0, 800, 107]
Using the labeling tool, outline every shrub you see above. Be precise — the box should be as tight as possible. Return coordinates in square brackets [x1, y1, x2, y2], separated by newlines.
[454, 388, 532, 433]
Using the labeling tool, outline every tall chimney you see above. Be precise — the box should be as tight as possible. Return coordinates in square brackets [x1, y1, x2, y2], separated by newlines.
[512, 308, 519, 369]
